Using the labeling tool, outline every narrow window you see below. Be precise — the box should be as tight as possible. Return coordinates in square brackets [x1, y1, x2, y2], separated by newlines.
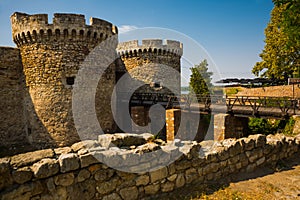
[66, 77, 75, 85]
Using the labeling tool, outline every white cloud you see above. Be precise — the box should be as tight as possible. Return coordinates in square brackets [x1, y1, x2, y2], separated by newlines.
[118, 25, 138, 33]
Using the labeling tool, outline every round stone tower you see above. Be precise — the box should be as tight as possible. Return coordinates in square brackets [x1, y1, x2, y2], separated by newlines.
[116, 39, 183, 95]
[10, 12, 118, 147]
[116, 40, 183, 134]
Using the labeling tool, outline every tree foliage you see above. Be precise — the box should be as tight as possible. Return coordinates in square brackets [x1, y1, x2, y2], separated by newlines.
[189, 59, 213, 96]
[252, 0, 300, 80]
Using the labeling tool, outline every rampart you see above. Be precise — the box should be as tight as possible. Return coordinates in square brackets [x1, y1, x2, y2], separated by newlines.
[0, 134, 299, 199]
[11, 12, 117, 47]
[117, 39, 183, 57]
[0, 47, 26, 147]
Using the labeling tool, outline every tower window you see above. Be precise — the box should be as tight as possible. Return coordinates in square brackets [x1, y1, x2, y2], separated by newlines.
[154, 82, 161, 88]
[66, 77, 75, 85]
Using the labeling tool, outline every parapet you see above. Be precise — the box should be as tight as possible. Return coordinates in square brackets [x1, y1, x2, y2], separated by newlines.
[10, 12, 118, 47]
[117, 39, 183, 57]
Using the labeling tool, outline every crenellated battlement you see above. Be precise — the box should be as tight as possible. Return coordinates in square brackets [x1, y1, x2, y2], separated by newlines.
[10, 12, 118, 47]
[117, 39, 183, 57]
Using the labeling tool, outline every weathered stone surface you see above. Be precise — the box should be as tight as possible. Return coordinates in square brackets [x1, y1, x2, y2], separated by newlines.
[167, 174, 177, 182]
[31, 158, 59, 179]
[119, 186, 138, 200]
[135, 175, 150, 186]
[246, 163, 257, 172]
[134, 142, 161, 154]
[59, 153, 80, 173]
[203, 162, 219, 175]
[0, 157, 13, 190]
[46, 178, 56, 192]
[94, 169, 114, 182]
[1, 181, 43, 200]
[11, 149, 54, 167]
[0, 132, 299, 199]
[175, 160, 191, 170]
[68, 179, 96, 200]
[54, 147, 72, 155]
[96, 177, 120, 195]
[256, 156, 266, 166]
[175, 173, 185, 188]
[79, 152, 100, 168]
[12, 167, 33, 184]
[144, 183, 160, 195]
[185, 168, 198, 183]
[77, 169, 91, 182]
[244, 138, 255, 151]
[150, 166, 168, 183]
[0, 157, 10, 173]
[161, 181, 175, 192]
[71, 140, 100, 152]
[54, 173, 74, 186]
[98, 133, 154, 148]
[116, 171, 137, 181]
[102, 193, 122, 200]
[0, 47, 26, 148]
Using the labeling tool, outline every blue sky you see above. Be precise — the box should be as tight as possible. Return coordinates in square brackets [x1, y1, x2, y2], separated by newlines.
[0, 0, 274, 83]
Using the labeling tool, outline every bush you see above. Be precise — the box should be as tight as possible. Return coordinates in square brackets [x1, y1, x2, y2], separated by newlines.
[248, 118, 273, 135]
[248, 117, 295, 136]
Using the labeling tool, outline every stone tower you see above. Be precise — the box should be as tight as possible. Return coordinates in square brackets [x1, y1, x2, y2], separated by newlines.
[116, 39, 183, 95]
[10, 12, 118, 148]
[116, 40, 183, 134]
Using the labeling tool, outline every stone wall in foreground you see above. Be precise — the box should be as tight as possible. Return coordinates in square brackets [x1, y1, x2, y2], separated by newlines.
[0, 134, 299, 200]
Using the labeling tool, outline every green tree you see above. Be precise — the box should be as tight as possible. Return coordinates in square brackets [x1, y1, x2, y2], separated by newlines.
[189, 59, 213, 96]
[252, 1, 300, 80]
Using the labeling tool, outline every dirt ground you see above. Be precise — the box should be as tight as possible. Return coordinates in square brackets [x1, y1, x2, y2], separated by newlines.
[160, 152, 300, 200]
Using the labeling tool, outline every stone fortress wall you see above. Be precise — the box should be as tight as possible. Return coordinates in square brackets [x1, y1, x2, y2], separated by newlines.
[0, 47, 27, 146]
[0, 133, 299, 199]
[0, 12, 183, 149]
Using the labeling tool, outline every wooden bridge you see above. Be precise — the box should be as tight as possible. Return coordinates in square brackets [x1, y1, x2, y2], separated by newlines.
[118, 92, 300, 118]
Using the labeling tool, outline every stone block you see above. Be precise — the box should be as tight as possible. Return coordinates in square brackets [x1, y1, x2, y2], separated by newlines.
[59, 153, 80, 173]
[144, 183, 160, 195]
[246, 163, 257, 172]
[94, 169, 114, 182]
[175, 160, 191, 171]
[54, 173, 75, 186]
[54, 147, 72, 155]
[11, 149, 54, 168]
[256, 156, 266, 166]
[71, 140, 100, 152]
[102, 193, 122, 200]
[203, 162, 219, 175]
[244, 138, 255, 151]
[96, 177, 120, 195]
[150, 166, 168, 183]
[77, 169, 91, 182]
[12, 167, 33, 184]
[175, 173, 185, 188]
[185, 168, 198, 183]
[161, 181, 175, 192]
[31, 158, 59, 179]
[135, 175, 150, 186]
[98, 133, 153, 148]
[79, 152, 100, 168]
[119, 186, 138, 200]
[167, 174, 177, 182]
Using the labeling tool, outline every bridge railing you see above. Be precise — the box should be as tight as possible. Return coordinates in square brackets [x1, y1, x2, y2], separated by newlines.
[117, 92, 299, 116]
